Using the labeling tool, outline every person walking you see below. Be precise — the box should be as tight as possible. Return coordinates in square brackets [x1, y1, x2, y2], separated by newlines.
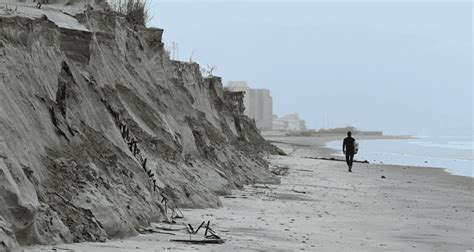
[342, 131, 356, 172]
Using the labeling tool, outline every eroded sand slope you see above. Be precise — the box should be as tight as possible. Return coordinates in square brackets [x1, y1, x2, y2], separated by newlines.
[0, 2, 282, 250]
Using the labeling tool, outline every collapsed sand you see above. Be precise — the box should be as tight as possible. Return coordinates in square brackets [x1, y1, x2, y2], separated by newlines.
[0, 1, 283, 249]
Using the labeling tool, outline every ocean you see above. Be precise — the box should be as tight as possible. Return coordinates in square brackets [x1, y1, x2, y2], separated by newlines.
[326, 136, 473, 177]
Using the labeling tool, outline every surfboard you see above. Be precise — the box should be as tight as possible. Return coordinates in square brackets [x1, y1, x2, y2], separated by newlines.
[354, 141, 359, 154]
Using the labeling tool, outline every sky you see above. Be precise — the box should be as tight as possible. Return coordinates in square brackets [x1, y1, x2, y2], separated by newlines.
[149, 1, 473, 137]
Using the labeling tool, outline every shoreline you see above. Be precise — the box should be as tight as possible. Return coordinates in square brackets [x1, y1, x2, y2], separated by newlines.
[265, 134, 407, 160]
[265, 134, 472, 178]
[24, 139, 473, 251]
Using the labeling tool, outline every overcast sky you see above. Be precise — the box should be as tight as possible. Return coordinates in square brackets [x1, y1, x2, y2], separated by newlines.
[149, 1, 472, 137]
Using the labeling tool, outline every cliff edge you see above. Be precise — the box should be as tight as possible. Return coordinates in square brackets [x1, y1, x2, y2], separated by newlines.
[0, 2, 283, 250]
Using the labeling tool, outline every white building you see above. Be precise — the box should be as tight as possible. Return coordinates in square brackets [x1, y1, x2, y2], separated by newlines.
[226, 81, 273, 130]
[273, 113, 307, 132]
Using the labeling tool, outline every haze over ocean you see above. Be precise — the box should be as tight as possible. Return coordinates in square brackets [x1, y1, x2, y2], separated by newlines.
[149, 1, 472, 137]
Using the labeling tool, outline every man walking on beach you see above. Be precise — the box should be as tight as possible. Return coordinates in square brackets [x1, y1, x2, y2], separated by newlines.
[343, 131, 356, 172]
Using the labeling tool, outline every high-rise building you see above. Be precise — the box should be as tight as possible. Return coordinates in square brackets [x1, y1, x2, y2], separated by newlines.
[249, 89, 273, 130]
[226, 81, 273, 130]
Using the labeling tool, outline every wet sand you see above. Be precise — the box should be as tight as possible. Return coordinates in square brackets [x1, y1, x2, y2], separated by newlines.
[24, 139, 473, 251]
[264, 134, 411, 159]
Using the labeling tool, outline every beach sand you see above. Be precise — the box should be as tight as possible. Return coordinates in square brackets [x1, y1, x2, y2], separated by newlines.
[24, 139, 473, 251]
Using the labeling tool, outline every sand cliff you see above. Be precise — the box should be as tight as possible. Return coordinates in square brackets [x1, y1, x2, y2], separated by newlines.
[0, 3, 283, 250]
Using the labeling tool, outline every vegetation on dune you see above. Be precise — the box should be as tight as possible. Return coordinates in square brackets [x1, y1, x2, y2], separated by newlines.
[108, 0, 149, 25]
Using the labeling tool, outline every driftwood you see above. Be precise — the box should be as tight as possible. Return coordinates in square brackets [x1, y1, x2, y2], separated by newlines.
[188, 221, 206, 234]
[291, 189, 307, 194]
[52, 247, 74, 251]
[304, 156, 370, 164]
[137, 227, 176, 235]
[296, 169, 313, 172]
[252, 184, 270, 189]
[155, 231, 176, 235]
[186, 221, 222, 240]
[171, 207, 185, 219]
[170, 238, 224, 244]
[156, 226, 186, 232]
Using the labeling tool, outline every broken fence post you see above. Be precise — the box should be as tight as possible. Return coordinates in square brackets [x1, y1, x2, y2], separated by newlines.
[204, 221, 210, 237]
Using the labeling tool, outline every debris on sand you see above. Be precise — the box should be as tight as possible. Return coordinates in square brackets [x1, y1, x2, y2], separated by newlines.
[291, 189, 307, 194]
[155, 226, 187, 232]
[252, 184, 271, 189]
[136, 227, 176, 236]
[270, 165, 290, 176]
[169, 220, 225, 245]
[304, 157, 370, 164]
[296, 169, 313, 172]
[171, 239, 225, 244]
[0, 1, 284, 249]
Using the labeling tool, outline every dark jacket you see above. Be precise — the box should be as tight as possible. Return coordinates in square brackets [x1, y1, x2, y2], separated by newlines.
[343, 137, 355, 154]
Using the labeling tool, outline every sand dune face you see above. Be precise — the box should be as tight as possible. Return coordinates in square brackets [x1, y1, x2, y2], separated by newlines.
[0, 7, 281, 249]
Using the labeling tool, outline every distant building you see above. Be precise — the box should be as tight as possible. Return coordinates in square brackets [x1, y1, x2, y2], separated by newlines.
[249, 89, 273, 130]
[272, 114, 286, 130]
[226, 81, 273, 130]
[273, 113, 307, 132]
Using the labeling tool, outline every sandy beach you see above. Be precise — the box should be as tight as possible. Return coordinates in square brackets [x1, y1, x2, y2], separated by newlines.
[24, 138, 473, 251]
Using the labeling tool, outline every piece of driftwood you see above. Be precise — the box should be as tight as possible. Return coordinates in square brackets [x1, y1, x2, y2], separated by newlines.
[304, 156, 370, 164]
[171, 207, 184, 219]
[170, 238, 224, 244]
[296, 169, 313, 172]
[137, 227, 176, 235]
[156, 226, 186, 232]
[204, 221, 210, 236]
[184, 220, 222, 242]
[205, 228, 221, 240]
[291, 189, 307, 194]
[52, 247, 74, 251]
[155, 231, 176, 236]
[188, 221, 206, 234]
[162, 219, 177, 224]
[252, 185, 270, 189]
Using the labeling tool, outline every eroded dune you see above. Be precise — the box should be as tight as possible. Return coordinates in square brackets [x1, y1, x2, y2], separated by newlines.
[0, 1, 283, 250]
